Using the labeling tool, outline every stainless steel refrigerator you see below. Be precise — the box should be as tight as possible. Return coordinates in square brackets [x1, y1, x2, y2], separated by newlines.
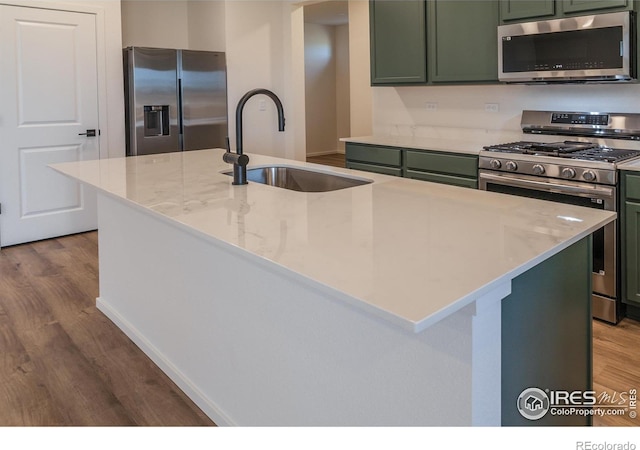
[123, 47, 228, 156]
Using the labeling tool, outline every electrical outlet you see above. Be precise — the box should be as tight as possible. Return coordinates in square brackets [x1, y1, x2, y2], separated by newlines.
[485, 103, 500, 113]
[425, 102, 438, 111]
[259, 100, 267, 111]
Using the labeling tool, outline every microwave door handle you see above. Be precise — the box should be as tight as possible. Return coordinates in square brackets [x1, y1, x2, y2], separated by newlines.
[480, 172, 615, 199]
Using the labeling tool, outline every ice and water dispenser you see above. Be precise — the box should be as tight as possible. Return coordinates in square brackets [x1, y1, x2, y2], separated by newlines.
[143, 105, 170, 137]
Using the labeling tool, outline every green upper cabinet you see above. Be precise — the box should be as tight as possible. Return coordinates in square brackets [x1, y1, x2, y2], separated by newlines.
[369, 0, 427, 85]
[500, 0, 556, 21]
[370, 0, 637, 85]
[562, 0, 631, 14]
[429, 0, 499, 83]
[500, 0, 632, 22]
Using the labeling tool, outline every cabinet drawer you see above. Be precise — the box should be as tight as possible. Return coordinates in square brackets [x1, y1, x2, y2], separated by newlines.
[347, 161, 402, 177]
[625, 173, 640, 201]
[406, 170, 477, 189]
[406, 150, 478, 177]
[346, 143, 402, 167]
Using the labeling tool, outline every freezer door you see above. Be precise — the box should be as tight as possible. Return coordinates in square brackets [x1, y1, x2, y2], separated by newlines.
[180, 50, 228, 150]
[125, 47, 179, 156]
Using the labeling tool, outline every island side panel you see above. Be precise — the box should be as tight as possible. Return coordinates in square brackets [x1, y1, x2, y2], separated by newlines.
[95, 193, 488, 426]
[501, 236, 592, 426]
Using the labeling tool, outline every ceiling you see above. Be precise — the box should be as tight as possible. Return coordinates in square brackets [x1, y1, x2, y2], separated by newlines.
[304, 1, 348, 26]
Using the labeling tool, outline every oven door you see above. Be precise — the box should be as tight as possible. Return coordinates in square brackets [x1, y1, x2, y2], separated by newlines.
[479, 170, 617, 310]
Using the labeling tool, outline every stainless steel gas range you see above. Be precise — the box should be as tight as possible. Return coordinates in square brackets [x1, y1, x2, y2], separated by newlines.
[479, 110, 640, 324]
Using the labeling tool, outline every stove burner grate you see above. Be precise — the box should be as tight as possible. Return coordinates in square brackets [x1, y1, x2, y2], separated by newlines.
[483, 141, 640, 164]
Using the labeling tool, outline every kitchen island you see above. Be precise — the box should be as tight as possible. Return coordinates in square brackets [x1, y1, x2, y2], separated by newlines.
[52, 148, 615, 426]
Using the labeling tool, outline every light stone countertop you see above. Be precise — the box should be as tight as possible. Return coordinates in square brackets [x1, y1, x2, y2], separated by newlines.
[51, 148, 615, 332]
[342, 133, 640, 156]
[341, 135, 488, 155]
[618, 158, 640, 172]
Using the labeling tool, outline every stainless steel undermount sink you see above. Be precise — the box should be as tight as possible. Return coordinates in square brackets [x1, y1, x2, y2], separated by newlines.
[223, 166, 372, 192]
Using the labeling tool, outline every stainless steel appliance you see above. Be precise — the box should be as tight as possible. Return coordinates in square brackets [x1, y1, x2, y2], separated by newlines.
[479, 110, 640, 323]
[123, 47, 228, 156]
[498, 11, 634, 83]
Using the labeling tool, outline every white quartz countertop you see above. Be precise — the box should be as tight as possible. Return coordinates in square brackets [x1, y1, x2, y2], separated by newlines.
[618, 158, 640, 172]
[342, 133, 640, 156]
[341, 135, 486, 155]
[51, 149, 615, 332]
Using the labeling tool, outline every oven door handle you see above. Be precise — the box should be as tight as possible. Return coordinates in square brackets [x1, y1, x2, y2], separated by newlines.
[479, 172, 615, 199]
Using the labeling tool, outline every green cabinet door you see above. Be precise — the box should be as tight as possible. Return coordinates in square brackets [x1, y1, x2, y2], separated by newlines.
[500, 0, 556, 21]
[562, 0, 630, 14]
[622, 173, 640, 310]
[369, 0, 427, 85]
[345, 143, 404, 176]
[429, 1, 499, 83]
[625, 201, 640, 304]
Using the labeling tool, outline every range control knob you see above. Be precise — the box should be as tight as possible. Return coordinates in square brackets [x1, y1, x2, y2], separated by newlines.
[561, 167, 576, 179]
[532, 164, 545, 175]
[583, 170, 597, 182]
[505, 161, 518, 171]
[490, 159, 502, 169]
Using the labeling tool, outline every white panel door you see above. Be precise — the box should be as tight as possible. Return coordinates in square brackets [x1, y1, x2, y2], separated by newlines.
[0, 5, 99, 247]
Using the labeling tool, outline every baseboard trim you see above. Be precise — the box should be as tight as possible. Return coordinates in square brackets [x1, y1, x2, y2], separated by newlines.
[96, 296, 234, 426]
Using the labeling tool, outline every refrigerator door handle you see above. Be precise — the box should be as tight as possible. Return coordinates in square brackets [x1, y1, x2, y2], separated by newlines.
[178, 78, 184, 138]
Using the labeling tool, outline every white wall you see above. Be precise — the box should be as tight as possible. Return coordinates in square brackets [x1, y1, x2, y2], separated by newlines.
[373, 79, 640, 138]
[187, 0, 226, 51]
[224, 1, 291, 159]
[304, 23, 338, 155]
[121, 0, 189, 48]
[290, 4, 307, 162]
[335, 23, 350, 153]
[348, 0, 372, 138]
[303, 18, 350, 156]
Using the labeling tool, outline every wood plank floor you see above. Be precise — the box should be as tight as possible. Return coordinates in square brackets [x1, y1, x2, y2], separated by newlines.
[307, 153, 346, 168]
[1, 230, 638, 426]
[593, 318, 640, 426]
[0, 232, 214, 426]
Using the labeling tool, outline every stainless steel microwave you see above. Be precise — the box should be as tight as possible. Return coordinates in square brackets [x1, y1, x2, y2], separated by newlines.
[498, 11, 634, 83]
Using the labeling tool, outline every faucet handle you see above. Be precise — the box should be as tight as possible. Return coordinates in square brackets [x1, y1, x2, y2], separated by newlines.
[223, 151, 249, 167]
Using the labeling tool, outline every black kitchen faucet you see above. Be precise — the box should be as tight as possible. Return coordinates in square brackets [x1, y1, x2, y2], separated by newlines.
[224, 88, 286, 185]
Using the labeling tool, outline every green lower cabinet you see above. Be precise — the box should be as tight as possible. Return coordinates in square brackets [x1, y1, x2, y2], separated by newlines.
[624, 200, 640, 304]
[345, 143, 479, 188]
[502, 237, 592, 426]
[347, 161, 402, 177]
[405, 150, 478, 188]
[345, 143, 403, 177]
[621, 172, 640, 319]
